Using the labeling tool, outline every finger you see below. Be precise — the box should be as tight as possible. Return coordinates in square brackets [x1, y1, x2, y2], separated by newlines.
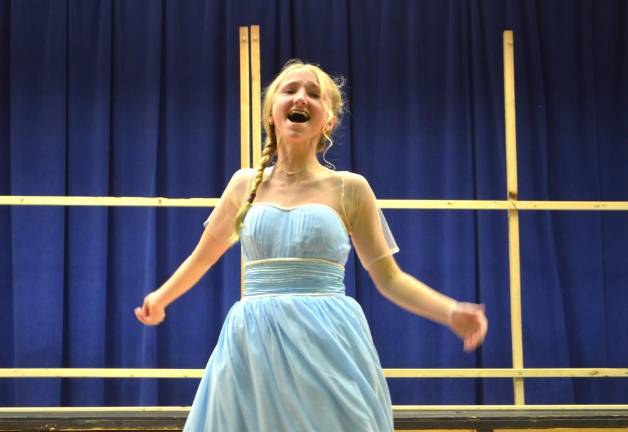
[473, 328, 486, 348]
[464, 329, 483, 352]
[464, 332, 476, 351]
[477, 314, 488, 336]
[134, 307, 147, 325]
[465, 338, 477, 352]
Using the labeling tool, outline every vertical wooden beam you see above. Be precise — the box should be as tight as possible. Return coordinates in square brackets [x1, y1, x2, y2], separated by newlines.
[503, 30, 525, 405]
[239, 27, 251, 169]
[250, 25, 262, 165]
[239, 27, 251, 299]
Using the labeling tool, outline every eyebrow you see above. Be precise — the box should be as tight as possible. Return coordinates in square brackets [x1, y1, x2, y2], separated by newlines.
[281, 80, 321, 90]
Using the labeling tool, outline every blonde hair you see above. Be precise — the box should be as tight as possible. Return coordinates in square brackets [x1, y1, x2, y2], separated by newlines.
[232, 60, 345, 238]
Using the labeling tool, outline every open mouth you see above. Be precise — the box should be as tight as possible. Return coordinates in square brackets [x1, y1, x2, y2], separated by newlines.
[287, 110, 310, 123]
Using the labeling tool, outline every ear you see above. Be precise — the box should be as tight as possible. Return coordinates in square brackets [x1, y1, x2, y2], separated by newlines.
[325, 116, 337, 133]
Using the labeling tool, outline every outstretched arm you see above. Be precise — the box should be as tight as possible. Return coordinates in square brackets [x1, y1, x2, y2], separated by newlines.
[367, 256, 487, 352]
[134, 225, 233, 326]
[346, 172, 487, 351]
[135, 169, 252, 326]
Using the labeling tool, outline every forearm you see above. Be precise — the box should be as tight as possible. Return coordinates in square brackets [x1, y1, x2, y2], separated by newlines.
[368, 258, 457, 325]
[152, 252, 212, 308]
[380, 271, 457, 324]
[151, 226, 233, 308]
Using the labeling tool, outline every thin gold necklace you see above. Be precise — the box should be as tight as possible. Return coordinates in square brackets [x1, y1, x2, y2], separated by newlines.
[275, 162, 321, 176]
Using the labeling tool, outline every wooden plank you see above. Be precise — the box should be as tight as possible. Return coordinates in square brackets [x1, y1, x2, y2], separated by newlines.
[1, 408, 628, 431]
[239, 26, 254, 299]
[239, 26, 250, 169]
[0, 196, 220, 207]
[4, 406, 628, 414]
[250, 25, 262, 165]
[495, 429, 628, 432]
[2, 367, 628, 379]
[383, 368, 628, 378]
[508, 206, 525, 405]
[396, 430, 475, 432]
[393, 405, 628, 411]
[503, 29, 525, 406]
[0, 368, 202, 378]
[503, 30, 519, 196]
[0, 407, 189, 413]
[514, 201, 628, 211]
[2, 196, 628, 211]
[2, 405, 628, 412]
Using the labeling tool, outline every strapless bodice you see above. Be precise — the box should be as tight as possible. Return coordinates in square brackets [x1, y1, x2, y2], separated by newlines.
[239, 203, 352, 298]
[239, 203, 351, 265]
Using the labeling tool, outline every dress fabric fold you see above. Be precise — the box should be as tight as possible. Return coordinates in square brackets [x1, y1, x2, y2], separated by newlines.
[183, 203, 394, 432]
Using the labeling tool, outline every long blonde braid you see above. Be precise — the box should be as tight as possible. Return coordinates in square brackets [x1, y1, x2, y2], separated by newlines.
[232, 130, 277, 239]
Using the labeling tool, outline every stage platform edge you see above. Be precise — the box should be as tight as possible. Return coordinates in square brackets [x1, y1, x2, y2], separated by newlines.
[1, 407, 628, 431]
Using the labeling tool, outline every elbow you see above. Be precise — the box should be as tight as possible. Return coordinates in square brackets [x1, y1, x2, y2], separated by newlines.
[374, 271, 405, 299]
[367, 256, 404, 295]
[190, 235, 232, 270]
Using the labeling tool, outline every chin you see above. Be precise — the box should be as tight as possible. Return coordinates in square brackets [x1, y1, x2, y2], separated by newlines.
[282, 135, 316, 147]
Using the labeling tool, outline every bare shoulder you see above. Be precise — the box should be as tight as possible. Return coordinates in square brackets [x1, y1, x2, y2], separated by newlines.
[333, 170, 367, 183]
[334, 170, 371, 192]
[229, 167, 256, 184]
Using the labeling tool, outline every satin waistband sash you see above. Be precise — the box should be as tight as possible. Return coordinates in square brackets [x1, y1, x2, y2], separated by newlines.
[243, 259, 345, 298]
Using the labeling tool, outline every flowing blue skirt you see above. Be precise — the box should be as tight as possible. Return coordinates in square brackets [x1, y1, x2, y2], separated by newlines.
[183, 261, 393, 432]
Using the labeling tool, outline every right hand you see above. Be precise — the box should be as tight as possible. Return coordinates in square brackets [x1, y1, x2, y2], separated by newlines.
[134, 292, 166, 326]
[448, 302, 488, 352]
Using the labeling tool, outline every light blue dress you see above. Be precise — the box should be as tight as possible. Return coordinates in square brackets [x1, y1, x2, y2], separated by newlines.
[183, 203, 394, 431]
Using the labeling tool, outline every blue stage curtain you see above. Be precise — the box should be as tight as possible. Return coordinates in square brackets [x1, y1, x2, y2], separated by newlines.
[0, 0, 626, 406]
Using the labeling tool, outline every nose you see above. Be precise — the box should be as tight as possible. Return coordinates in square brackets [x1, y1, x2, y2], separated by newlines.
[293, 88, 307, 106]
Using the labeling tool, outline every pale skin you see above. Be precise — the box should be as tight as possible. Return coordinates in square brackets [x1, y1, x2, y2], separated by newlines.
[136, 68, 488, 352]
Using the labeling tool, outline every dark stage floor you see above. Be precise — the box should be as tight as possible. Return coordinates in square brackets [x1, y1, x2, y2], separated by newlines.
[1, 407, 628, 431]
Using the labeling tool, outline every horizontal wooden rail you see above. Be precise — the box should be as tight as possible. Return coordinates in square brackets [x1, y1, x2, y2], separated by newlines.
[378, 199, 628, 211]
[384, 368, 628, 378]
[1, 404, 628, 413]
[0, 196, 219, 207]
[1, 368, 627, 379]
[1, 196, 628, 210]
[393, 404, 628, 411]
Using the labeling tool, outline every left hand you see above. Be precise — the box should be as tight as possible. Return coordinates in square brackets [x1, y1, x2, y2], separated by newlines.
[449, 302, 488, 352]
[134, 291, 167, 326]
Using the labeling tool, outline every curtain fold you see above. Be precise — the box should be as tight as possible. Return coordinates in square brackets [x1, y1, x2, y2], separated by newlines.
[1, 0, 627, 406]
[8, 0, 67, 406]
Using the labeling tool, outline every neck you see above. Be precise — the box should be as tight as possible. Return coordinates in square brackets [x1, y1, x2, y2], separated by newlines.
[275, 139, 322, 175]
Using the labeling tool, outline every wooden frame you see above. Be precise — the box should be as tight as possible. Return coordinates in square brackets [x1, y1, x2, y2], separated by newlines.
[1, 367, 627, 379]
[503, 29, 525, 405]
[3, 196, 628, 211]
[1, 29, 628, 412]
